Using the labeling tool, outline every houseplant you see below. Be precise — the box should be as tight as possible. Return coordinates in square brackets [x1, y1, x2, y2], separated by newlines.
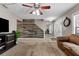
[16, 30, 20, 41]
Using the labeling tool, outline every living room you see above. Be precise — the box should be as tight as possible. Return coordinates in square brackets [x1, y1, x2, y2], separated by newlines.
[0, 2, 79, 57]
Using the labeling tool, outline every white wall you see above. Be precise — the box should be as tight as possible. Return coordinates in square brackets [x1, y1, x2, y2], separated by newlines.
[0, 5, 22, 33]
[62, 4, 79, 35]
[54, 18, 63, 37]
[55, 4, 79, 36]
[49, 24, 53, 34]
[35, 19, 51, 38]
[54, 15, 72, 36]
[35, 20, 50, 31]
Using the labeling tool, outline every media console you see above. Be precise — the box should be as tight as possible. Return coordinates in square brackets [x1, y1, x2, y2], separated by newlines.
[0, 32, 16, 54]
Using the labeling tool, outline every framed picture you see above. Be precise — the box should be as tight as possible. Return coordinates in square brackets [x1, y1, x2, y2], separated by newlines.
[63, 17, 71, 27]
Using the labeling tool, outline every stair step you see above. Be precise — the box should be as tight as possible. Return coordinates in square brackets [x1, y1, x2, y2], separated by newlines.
[17, 19, 44, 38]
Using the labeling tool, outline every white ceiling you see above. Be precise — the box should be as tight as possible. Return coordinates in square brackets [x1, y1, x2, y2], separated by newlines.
[0, 3, 77, 20]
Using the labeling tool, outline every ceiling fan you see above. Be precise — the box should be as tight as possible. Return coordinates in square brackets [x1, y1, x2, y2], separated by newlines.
[22, 3, 51, 15]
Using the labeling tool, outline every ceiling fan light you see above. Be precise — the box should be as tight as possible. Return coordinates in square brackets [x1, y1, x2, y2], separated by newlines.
[30, 10, 36, 15]
[30, 9, 43, 15]
[36, 9, 40, 15]
[32, 11, 36, 15]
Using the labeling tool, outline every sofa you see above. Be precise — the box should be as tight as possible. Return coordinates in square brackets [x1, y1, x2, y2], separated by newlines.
[57, 34, 79, 56]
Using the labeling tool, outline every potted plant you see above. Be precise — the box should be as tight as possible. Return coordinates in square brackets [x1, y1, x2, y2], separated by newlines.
[16, 29, 20, 41]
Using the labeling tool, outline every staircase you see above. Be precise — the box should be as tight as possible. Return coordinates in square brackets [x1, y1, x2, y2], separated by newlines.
[17, 19, 44, 38]
[35, 20, 51, 38]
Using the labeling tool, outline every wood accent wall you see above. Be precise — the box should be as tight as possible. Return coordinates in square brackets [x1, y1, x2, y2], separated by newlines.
[17, 19, 44, 38]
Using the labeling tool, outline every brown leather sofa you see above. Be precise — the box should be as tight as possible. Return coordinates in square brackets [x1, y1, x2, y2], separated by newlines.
[57, 34, 79, 56]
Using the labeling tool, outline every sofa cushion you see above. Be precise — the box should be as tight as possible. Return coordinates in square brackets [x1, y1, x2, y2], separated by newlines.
[57, 36, 69, 42]
[69, 34, 79, 45]
[62, 42, 77, 48]
[62, 42, 79, 55]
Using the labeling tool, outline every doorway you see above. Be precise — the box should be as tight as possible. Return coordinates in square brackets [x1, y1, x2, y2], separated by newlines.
[73, 13, 79, 35]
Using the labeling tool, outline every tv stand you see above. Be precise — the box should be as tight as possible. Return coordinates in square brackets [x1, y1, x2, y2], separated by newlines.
[0, 32, 16, 54]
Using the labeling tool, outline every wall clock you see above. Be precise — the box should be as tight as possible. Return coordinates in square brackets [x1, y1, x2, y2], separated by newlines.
[63, 17, 71, 27]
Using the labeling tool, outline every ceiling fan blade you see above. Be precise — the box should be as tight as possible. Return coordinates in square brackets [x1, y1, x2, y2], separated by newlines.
[30, 10, 34, 14]
[41, 6, 50, 9]
[39, 10, 43, 15]
[22, 4, 32, 8]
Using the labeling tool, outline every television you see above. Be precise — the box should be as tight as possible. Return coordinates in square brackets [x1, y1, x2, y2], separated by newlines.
[0, 18, 9, 32]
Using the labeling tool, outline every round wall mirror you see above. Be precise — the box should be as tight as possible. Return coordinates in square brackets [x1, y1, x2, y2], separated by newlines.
[63, 17, 71, 27]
